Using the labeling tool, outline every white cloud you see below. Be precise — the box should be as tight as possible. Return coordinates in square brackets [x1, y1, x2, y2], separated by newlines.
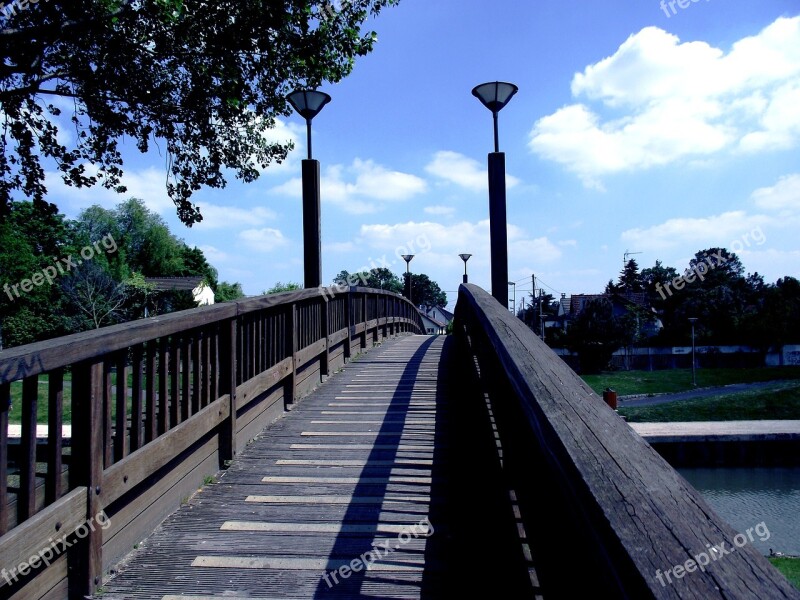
[270, 158, 426, 214]
[530, 16, 800, 185]
[424, 205, 456, 216]
[198, 245, 230, 265]
[621, 211, 773, 252]
[194, 204, 277, 229]
[751, 174, 800, 212]
[46, 165, 174, 215]
[239, 227, 288, 252]
[425, 151, 520, 192]
[357, 220, 561, 270]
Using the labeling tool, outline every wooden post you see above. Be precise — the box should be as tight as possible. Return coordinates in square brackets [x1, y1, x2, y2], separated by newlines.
[344, 292, 352, 362]
[69, 360, 104, 597]
[220, 319, 237, 463]
[321, 298, 330, 379]
[361, 294, 368, 349]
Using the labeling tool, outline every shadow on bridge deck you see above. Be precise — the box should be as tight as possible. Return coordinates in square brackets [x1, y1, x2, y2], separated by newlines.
[99, 335, 537, 599]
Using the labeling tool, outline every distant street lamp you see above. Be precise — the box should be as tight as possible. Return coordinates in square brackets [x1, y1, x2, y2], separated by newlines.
[459, 253, 472, 283]
[401, 254, 415, 303]
[287, 89, 332, 289]
[688, 317, 698, 387]
[508, 281, 516, 314]
[472, 81, 518, 308]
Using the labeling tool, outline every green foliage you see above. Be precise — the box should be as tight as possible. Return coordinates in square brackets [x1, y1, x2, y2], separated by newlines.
[0, 0, 400, 225]
[565, 298, 633, 373]
[0, 199, 242, 347]
[265, 282, 302, 294]
[216, 282, 245, 302]
[407, 273, 447, 308]
[333, 268, 403, 293]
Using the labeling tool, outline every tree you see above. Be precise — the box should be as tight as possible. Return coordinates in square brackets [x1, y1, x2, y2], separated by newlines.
[265, 282, 302, 294]
[408, 273, 446, 309]
[61, 261, 128, 329]
[216, 282, 245, 302]
[0, 0, 399, 225]
[617, 258, 644, 293]
[565, 298, 633, 374]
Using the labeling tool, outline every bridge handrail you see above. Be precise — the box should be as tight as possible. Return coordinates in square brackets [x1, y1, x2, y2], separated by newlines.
[454, 283, 797, 598]
[0, 286, 423, 597]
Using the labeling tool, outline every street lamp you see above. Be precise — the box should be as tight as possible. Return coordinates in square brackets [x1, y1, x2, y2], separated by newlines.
[472, 81, 518, 308]
[401, 254, 415, 303]
[688, 317, 698, 387]
[287, 89, 332, 289]
[508, 281, 516, 314]
[459, 253, 472, 283]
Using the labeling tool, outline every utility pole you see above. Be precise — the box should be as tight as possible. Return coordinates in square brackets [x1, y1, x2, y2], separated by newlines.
[539, 288, 544, 341]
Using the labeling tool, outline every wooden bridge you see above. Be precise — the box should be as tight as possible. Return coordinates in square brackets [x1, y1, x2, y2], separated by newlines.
[1, 285, 797, 599]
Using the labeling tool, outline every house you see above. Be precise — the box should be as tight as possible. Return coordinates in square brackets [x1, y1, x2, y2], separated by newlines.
[144, 277, 215, 306]
[420, 312, 447, 335]
[422, 306, 454, 325]
[558, 292, 662, 337]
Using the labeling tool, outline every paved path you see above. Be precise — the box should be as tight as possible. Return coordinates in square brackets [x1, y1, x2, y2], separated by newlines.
[619, 379, 798, 408]
[99, 335, 535, 599]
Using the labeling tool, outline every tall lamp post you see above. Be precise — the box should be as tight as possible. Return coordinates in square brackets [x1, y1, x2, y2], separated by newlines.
[508, 281, 516, 313]
[688, 317, 698, 387]
[401, 254, 415, 304]
[472, 81, 518, 308]
[459, 253, 472, 283]
[287, 89, 332, 289]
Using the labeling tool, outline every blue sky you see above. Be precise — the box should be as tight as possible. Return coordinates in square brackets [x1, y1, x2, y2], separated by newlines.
[47, 0, 800, 311]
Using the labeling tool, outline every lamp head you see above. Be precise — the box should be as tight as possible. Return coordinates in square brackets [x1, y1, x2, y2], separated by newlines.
[459, 253, 472, 263]
[401, 254, 415, 265]
[287, 89, 332, 121]
[472, 81, 518, 114]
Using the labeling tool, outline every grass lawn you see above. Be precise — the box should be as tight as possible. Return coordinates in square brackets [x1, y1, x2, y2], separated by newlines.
[619, 381, 800, 422]
[582, 366, 800, 397]
[770, 557, 800, 590]
[5, 372, 143, 425]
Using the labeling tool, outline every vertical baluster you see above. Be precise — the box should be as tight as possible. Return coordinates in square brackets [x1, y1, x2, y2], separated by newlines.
[19, 377, 38, 521]
[115, 352, 128, 462]
[145, 342, 157, 443]
[182, 336, 191, 420]
[202, 332, 211, 408]
[46, 369, 63, 504]
[191, 332, 201, 414]
[158, 338, 169, 434]
[210, 329, 219, 403]
[0, 382, 9, 535]
[103, 359, 113, 468]
[131, 346, 144, 452]
[170, 337, 181, 427]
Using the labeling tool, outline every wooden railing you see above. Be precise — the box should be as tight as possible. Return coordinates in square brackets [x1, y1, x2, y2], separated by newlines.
[453, 283, 798, 599]
[0, 286, 423, 599]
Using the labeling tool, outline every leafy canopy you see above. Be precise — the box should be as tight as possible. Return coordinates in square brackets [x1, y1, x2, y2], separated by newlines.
[0, 0, 398, 225]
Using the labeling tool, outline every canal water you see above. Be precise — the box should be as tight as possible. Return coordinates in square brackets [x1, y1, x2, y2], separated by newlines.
[678, 467, 800, 556]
